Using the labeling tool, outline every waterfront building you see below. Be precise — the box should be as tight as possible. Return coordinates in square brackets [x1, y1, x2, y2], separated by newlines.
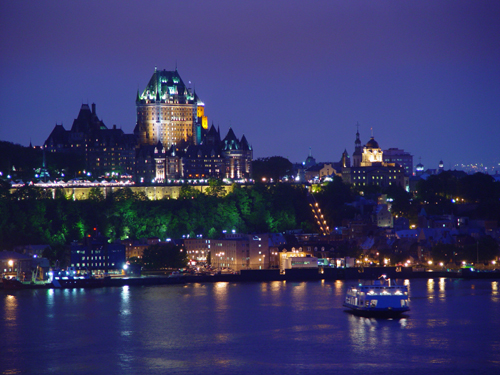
[70, 236, 126, 275]
[0, 251, 32, 280]
[121, 237, 160, 260]
[185, 233, 284, 271]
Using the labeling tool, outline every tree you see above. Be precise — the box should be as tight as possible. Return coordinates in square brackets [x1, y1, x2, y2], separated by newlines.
[208, 227, 218, 239]
[88, 187, 104, 201]
[252, 156, 293, 182]
[178, 184, 201, 199]
[205, 179, 226, 198]
[142, 243, 188, 269]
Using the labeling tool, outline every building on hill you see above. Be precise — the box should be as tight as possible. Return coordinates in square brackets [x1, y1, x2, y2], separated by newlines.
[153, 142, 183, 181]
[221, 128, 252, 180]
[151, 124, 252, 182]
[304, 163, 339, 183]
[342, 129, 407, 190]
[134, 67, 207, 148]
[383, 148, 413, 176]
[43, 68, 252, 183]
[44, 103, 137, 177]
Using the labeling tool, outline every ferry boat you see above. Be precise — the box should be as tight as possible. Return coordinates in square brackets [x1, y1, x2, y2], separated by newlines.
[343, 275, 409, 317]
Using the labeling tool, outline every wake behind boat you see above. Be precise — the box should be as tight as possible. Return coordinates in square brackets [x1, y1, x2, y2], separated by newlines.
[343, 275, 409, 317]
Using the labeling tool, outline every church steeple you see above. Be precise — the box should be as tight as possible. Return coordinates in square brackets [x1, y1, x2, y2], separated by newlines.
[355, 122, 361, 150]
[353, 122, 362, 167]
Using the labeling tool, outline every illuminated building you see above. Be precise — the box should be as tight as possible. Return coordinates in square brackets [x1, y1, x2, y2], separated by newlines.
[43, 68, 252, 183]
[383, 148, 413, 176]
[221, 128, 252, 180]
[0, 251, 32, 280]
[134, 67, 207, 148]
[44, 103, 136, 177]
[70, 235, 126, 275]
[152, 125, 252, 181]
[184, 234, 276, 271]
[342, 130, 406, 189]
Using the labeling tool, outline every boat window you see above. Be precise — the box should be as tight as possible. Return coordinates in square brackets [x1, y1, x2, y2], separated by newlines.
[370, 300, 378, 307]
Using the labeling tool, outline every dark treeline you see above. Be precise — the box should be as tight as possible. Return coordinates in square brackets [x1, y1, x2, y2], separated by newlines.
[0, 182, 314, 249]
[1, 171, 499, 256]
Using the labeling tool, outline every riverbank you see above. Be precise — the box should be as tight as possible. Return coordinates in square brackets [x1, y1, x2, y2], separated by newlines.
[3, 266, 499, 290]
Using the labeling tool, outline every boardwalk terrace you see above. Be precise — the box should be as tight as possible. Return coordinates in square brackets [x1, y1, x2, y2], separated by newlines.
[9, 182, 233, 200]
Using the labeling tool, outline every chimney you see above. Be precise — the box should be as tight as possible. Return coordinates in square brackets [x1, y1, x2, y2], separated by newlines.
[92, 103, 96, 115]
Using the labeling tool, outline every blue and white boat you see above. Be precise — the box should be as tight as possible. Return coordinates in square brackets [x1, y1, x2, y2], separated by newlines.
[343, 275, 409, 317]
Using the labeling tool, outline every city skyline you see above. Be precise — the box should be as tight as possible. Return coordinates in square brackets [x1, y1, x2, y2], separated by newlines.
[1, 1, 499, 170]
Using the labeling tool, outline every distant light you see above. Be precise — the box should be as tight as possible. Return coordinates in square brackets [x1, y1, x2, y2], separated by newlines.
[123, 264, 128, 270]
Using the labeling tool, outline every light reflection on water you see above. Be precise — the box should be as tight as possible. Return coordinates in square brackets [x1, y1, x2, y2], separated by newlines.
[1, 279, 500, 375]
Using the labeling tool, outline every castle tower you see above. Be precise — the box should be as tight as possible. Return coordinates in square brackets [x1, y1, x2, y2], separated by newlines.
[134, 68, 205, 149]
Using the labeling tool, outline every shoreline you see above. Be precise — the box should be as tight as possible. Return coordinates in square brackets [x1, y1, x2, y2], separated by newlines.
[2, 266, 499, 290]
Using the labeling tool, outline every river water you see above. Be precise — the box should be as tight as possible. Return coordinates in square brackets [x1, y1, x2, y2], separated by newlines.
[1, 278, 499, 375]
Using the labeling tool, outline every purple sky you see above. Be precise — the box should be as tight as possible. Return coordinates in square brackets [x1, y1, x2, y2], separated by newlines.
[1, 0, 499, 171]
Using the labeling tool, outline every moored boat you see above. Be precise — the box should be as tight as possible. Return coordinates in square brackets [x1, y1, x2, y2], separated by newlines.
[343, 275, 409, 317]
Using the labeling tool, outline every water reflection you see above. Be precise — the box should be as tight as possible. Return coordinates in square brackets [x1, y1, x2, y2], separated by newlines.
[119, 286, 131, 341]
[2, 279, 500, 374]
[347, 313, 409, 355]
[214, 282, 229, 302]
[333, 280, 344, 296]
[3, 294, 18, 328]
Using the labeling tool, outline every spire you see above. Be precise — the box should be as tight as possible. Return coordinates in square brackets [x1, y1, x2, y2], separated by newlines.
[354, 123, 362, 151]
[156, 69, 161, 100]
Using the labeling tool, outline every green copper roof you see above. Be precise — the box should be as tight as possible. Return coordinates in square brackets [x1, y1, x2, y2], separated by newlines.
[138, 68, 197, 104]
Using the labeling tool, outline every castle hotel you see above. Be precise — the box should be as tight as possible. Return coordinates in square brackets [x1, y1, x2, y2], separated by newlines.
[45, 68, 252, 182]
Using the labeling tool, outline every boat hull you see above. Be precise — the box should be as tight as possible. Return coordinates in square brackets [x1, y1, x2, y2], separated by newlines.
[344, 303, 410, 318]
[52, 277, 104, 288]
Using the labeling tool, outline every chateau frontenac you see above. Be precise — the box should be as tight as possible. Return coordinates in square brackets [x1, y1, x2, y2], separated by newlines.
[44, 68, 252, 182]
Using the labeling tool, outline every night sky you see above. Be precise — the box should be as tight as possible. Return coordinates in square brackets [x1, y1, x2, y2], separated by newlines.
[1, 0, 499, 171]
